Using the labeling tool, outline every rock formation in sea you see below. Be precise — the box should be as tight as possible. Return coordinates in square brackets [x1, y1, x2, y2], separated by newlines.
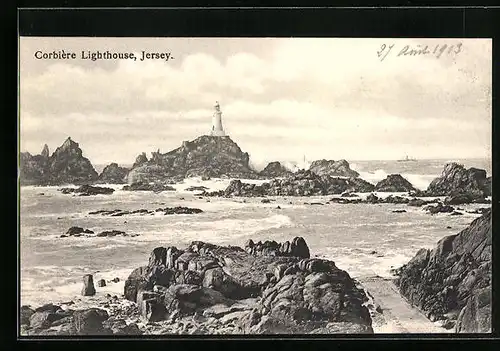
[425, 163, 490, 198]
[123, 237, 373, 334]
[122, 182, 176, 192]
[204, 170, 374, 197]
[19, 137, 98, 185]
[308, 159, 359, 178]
[97, 163, 130, 184]
[394, 209, 492, 332]
[374, 174, 416, 192]
[127, 136, 259, 184]
[59, 184, 115, 196]
[259, 161, 293, 178]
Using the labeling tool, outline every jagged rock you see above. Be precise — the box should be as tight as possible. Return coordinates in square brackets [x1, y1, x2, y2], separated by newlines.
[259, 161, 292, 178]
[81, 274, 96, 296]
[374, 174, 416, 192]
[163, 284, 234, 317]
[132, 152, 149, 169]
[122, 181, 175, 192]
[244, 237, 310, 259]
[124, 266, 150, 302]
[308, 159, 359, 178]
[383, 195, 410, 204]
[395, 209, 491, 333]
[424, 203, 455, 214]
[97, 163, 129, 184]
[208, 170, 373, 197]
[408, 198, 428, 207]
[426, 163, 490, 198]
[66, 227, 94, 235]
[185, 186, 209, 192]
[20, 305, 35, 325]
[455, 286, 491, 333]
[123, 238, 371, 333]
[28, 305, 71, 330]
[59, 184, 114, 196]
[341, 192, 358, 197]
[20, 137, 98, 185]
[97, 279, 106, 287]
[97, 230, 127, 237]
[103, 317, 142, 335]
[366, 193, 379, 203]
[239, 259, 372, 334]
[41, 144, 50, 158]
[72, 308, 110, 335]
[444, 193, 488, 205]
[127, 135, 258, 184]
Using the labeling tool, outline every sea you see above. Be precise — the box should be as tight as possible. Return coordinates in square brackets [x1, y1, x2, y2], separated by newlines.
[19, 158, 491, 309]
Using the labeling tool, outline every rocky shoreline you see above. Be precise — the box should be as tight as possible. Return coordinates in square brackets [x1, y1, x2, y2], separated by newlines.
[393, 209, 492, 333]
[20, 237, 374, 335]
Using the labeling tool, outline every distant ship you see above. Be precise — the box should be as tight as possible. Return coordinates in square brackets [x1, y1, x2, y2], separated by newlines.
[397, 155, 418, 162]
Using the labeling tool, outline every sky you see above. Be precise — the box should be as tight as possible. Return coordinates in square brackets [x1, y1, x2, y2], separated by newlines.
[19, 37, 492, 170]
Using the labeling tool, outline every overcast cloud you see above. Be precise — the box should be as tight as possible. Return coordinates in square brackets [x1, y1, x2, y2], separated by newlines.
[19, 37, 491, 169]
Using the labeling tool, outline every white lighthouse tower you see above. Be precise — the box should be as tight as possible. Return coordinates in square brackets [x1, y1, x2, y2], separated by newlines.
[210, 101, 226, 137]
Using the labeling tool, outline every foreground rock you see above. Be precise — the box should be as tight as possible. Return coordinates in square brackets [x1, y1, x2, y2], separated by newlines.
[20, 301, 142, 336]
[20, 137, 98, 186]
[425, 163, 490, 200]
[123, 237, 373, 334]
[394, 209, 492, 333]
[308, 159, 359, 178]
[204, 170, 374, 197]
[259, 161, 293, 178]
[59, 184, 114, 196]
[374, 174, 416, 192]
[127, 135, 259, 183]
[97, 163, 129, 184]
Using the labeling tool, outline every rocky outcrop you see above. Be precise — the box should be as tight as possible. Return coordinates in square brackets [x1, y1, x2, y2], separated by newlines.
[123, 237, 372, 334]
[374, 174, 416, 192]
[97, 163, 129, 184]
[244, 237, 310, 259]
[41, 144, 50, 158]
[88, 207, 203, 216]
[204, 170, 374, 197]
[61, 227, 138, 238]
[423, 203, 455, 214]
[394, 209, 492, 332]
[425, 163, 490, 199]
[132, 152, 148, 169]
[308, 159, 359, 178]
[259, 162, 292, 178]
[122, 182, 175, 192]
[20, 302, 142, 336]
[127, 136, 259, 184]
[59, 185, 114, 196]
[20, 137, 98, 185]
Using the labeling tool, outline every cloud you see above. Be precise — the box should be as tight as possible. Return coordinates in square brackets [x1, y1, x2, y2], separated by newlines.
[19, 38, 491, 165]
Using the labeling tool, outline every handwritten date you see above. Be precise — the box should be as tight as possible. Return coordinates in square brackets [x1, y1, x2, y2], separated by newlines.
[377, 43, 463, 61]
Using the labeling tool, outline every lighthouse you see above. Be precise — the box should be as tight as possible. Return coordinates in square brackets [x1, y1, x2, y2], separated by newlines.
[210, 101, 226, 137]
